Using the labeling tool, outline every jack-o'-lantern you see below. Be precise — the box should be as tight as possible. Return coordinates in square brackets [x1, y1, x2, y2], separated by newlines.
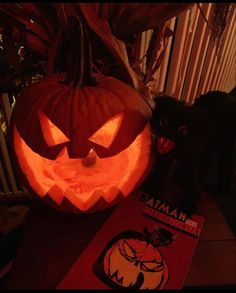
[10, 17, 152, 213]
[93, 229, 172, 289]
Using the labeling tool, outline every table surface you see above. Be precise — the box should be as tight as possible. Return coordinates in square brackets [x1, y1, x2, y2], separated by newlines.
[4, 191, 236, 289]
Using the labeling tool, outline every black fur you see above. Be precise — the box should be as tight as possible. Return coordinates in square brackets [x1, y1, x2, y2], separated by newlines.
[142, 91, 236, 215]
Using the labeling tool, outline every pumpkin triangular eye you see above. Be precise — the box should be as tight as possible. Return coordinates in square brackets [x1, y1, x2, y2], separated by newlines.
[122, 240, 136, 259]
[141, 261, 164, 272]
[89, 112, 124, 148]
[38, 110, 70, 147]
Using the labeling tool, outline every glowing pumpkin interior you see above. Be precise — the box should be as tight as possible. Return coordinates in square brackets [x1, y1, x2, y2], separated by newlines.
[13, 112, 151, 213]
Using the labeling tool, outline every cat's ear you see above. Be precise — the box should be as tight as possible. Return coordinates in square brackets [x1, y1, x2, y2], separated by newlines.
[178, 125, 188, 135]
[160, 117, 168, 127]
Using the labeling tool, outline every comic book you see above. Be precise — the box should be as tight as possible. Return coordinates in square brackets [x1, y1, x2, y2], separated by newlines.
[57, 190, 205, 289]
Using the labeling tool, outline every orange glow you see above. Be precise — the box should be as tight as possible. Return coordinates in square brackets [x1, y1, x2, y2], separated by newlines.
[38, 110, 70, 146]
[13, 124, 151, 212]
[89, 113, 124, 148]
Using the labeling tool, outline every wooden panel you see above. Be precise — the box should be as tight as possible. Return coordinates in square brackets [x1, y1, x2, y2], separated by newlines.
[218, 14, 236, 91]
[181, 3, 212, 103]
[185, 240, 236, 287]
[188, 5, 213, 104]
[199, 209, 235, 240]
[207, 12, 235, 91]
[165, 9, 190, 98]
[196, 41, 216, 97]
[224, 58, 236, 92]
[0, 94, 19, 195]
[0, 158, 9, 193]
[219, 41, 236, 91]
[0, 127, 18, 193]
[140, 30, 153, 75]
[175, 5, 200, 100]
[204, 49, 218, 94]
[1, 93, 14, 127]
[156, 17, 177, 94]
[212, 11, 236, 90]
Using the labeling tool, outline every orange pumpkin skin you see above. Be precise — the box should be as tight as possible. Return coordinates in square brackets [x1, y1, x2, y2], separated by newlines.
[11, 74, 152, 159]
[10, 74, 152, 213]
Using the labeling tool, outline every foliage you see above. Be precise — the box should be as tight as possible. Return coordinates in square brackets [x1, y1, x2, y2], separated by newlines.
[0, 3, 195, 101]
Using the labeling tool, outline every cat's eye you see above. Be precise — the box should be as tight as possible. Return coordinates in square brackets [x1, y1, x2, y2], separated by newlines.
[178, 125, 188, 135]
[160, 118, 168, 127]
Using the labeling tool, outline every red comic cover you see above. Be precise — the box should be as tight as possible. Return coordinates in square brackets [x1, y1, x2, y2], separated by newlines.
[57, 190, 205, 289]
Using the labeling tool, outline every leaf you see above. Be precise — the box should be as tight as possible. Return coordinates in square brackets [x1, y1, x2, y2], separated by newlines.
[150, 47, 166, 78]
[54, 3, 80, 31]
[144, 24, 165, 84]
[11, 26, 23, 41]
[164, 26, 175, 38]
[13, 3, 47, 25]
[55, 3, 69, 31]
[77, 3, 154, 109]
[0, 6, 51, 44]
[43, 18, 55, 37]
[2, 33, 21, 76]
[144, 25, 174, 84]
[18, 3, 56, 37]
[25, 33, 48, 56]
[47, 28, 63, 74]
[99, 3, 194, 39]
[77, 3, 194, 108]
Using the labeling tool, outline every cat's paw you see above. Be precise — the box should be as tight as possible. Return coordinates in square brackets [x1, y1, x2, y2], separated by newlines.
[218, 183, 231, 195]
[140, 183, 163, 198]
[201, 182, 218, 195]
[178, 198, 199, 216]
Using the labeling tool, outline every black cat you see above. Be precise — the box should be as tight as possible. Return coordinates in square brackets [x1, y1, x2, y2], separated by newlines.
[142, 91, 236, 215]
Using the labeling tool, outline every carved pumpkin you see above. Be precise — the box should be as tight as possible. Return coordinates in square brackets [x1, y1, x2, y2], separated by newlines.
[93, 229, 169, 289]
[10, 17, 152, 213]
[10, 74, 152, 213]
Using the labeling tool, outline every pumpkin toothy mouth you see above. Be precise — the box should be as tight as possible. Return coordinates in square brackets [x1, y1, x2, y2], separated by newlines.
[109, 269, 144, 288]
[110, 269, 124, 286]
[14, 125, 151, 212]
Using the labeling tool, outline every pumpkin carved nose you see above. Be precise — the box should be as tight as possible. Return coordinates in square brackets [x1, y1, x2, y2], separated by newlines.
[81, 148, 97, 167]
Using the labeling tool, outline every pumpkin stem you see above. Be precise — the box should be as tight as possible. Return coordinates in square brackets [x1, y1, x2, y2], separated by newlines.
[64, 16, 97, 88]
